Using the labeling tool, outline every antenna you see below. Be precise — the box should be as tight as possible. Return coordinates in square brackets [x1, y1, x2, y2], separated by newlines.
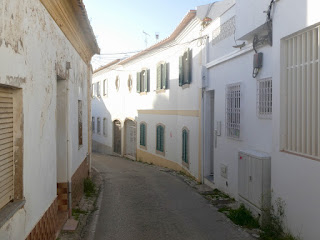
[142, 31, 150, 48]
[155, 32, 160, 42]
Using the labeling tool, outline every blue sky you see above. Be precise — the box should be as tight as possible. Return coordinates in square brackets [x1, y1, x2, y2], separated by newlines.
[83, 0, 216, 68]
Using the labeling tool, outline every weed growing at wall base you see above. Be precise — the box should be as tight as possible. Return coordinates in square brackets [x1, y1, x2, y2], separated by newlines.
[84, 178, 96, 197]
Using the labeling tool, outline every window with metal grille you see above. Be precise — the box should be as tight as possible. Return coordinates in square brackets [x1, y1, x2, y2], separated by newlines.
[136, 69, 150, 93]
[103, 118, 107, 136]
[182, 128, 189, 165]
[103, 79, 107, 96]
[257, 78, 272, 118]
[282, 25, 320, 159]
[156, 62, 169, 90]
[156, 124, 165, 153]
[179, 48, 192, 86]
[92, 117, 95, 133]
[140, 123, 146, 146]
[226, 83, 241, 138]
[78, 100, 83, 146]
[97, 117, 101, 134]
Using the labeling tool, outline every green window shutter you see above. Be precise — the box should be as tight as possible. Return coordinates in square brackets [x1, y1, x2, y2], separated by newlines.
[162, 63, 167, 89]
[136, 72, 141, 93]
[187, 49, 192, 84]
[182, 131, 185, 161]
[185, 131, 188, 163]
[156, 126, 160, 151]
[140, 124, 143, 145]
[160, 126, 164, 152]
[157, 64, 161, 90]
[179, 56, 183, 86]
[147, 69, 150, 92]
[143, 69, 148, 92]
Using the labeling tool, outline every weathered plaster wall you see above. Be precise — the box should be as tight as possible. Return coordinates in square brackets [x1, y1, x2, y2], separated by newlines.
[0, 0, 90, 238]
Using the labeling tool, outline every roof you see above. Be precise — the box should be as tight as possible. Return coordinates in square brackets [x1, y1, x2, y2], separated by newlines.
[40, 0, 100, 63]
[94, 10, 196, 72]
[93, 59, 121, 74]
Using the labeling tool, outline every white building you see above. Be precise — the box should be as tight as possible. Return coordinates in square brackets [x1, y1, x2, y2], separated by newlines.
[0, 0, 99, 239]
[93, 0, 320, 239]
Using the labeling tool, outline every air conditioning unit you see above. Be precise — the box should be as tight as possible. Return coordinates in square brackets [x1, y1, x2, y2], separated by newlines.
[238, 149, 271, 221]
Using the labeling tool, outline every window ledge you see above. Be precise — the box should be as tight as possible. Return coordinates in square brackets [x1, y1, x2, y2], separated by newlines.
[140, 145, 147, 151]
[0, 200, 25, 229]
[139, 92, 147, 95]
[181, 84, 190, 89]
[156, 89, 167, 94]
[156, 150, 165, 157]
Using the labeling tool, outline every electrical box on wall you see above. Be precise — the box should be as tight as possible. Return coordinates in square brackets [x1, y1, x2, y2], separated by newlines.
[253, 52, 263, 69]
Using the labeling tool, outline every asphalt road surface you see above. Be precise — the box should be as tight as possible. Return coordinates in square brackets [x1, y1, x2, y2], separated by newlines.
[92, 153, 253, 240]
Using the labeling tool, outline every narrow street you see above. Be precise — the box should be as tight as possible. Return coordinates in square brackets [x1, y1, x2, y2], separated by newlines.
[92, 154, 253, 240]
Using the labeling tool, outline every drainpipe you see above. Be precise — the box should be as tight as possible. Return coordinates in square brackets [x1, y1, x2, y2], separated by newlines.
[66, 76, 72, 217]
[201, 35, 209, 183]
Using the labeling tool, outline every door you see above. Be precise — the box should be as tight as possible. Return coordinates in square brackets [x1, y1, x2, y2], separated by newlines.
[113, 120, 121, 155]
[125, 120, 136, 159]
[204, 90, 215, 181]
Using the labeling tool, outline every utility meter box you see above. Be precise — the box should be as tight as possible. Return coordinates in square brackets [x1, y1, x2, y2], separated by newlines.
[253, 52, 263, 68]
[238, 149, 271, 222]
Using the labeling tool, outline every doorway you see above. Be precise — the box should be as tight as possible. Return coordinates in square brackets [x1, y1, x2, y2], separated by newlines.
[125, 119, 136, 160]
[113, 120, 121, 155]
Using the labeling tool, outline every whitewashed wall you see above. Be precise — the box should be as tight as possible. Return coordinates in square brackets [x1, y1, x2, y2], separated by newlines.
[0, 0, 90, 238]
[92, 17, 203, 179]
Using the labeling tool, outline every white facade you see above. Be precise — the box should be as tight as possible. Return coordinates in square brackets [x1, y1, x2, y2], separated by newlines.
[0, 0, 98, 239]
[92, 11, 204, 180]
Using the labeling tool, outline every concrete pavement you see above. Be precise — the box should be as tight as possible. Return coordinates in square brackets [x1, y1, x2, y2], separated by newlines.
[92, 153, 253, 240]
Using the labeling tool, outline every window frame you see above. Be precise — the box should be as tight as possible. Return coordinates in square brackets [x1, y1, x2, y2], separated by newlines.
[97, 81, 101, 97]
[257, 77, 272, 119]
[156, 124, 165, 156]
[156, 62, 169, 91]
[97, 117, 101, 134]
[179, 48, 192, 87]
[103, 118, 107, 136]
[92, 117, 95, 133]
[225, 83, 241, 139]
[182, 127, 189, 168]
[139, 122, 147, 149]
[136, 68, 150, 93]
[103, 79, 108, 96]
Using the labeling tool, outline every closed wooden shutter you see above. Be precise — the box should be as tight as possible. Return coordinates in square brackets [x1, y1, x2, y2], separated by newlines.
[140, 124, 145, 146]
[156, 64, 161, 90]
[179, 56, 183, 86]
[160, 126, 164, 152]
[162, 63, 167, 89]
[187, 49, 192, 84]
[156, 126, 161, 151]
[136, 72, 141, 93]
[0, 88, 14, 209]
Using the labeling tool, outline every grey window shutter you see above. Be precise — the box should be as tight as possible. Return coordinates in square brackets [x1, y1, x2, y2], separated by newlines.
[137, 72, 141, 93]
[160, 126, 164, 152]
[187, 49, 192, 84]
[157, 64, 161, 90]
[185, 131, 188, 163]
[179, 56, 183, 86]
[182, 131, 185, 161]
[144, 69, 148, 92]
[156, 126, 160, 151]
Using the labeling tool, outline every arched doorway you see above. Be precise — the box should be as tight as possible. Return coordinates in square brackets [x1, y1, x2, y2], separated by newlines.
[125, 119, 136, 159]
[113, 120, 121, 155]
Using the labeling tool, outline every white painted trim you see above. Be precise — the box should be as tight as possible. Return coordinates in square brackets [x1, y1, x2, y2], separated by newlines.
[206, 43, 253, 69]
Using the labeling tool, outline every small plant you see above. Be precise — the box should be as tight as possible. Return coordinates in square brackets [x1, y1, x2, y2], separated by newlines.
[260, 198, 298, 240]
[227, 204, 260, 229]
[84, 178, 96, 197]
[72, 208, 87, 220]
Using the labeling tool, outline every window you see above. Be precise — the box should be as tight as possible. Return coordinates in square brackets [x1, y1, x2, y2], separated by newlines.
[103, 118, 107, 136]
[156, 124, 165, 154]
[257, 78, 272, 118]
[140, 123, 146, 147]
[92, 84, 95, 97]
[97, 117, 101, 134]
[78, 100, 83, 146]
[115, 76, 120, 91]
[182, 128, 189, 165]
[103, 79, 107, 96]
[128, 75, 133, 92]
[226, 83, 241, 138]
[179, 48, 192, 86]
[282, 25, 320, 158]
[156, 62, 169, 90]
[92, 117, 95, 133]
[136, 69, 150, 93]
[97, 82, 101, 97]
